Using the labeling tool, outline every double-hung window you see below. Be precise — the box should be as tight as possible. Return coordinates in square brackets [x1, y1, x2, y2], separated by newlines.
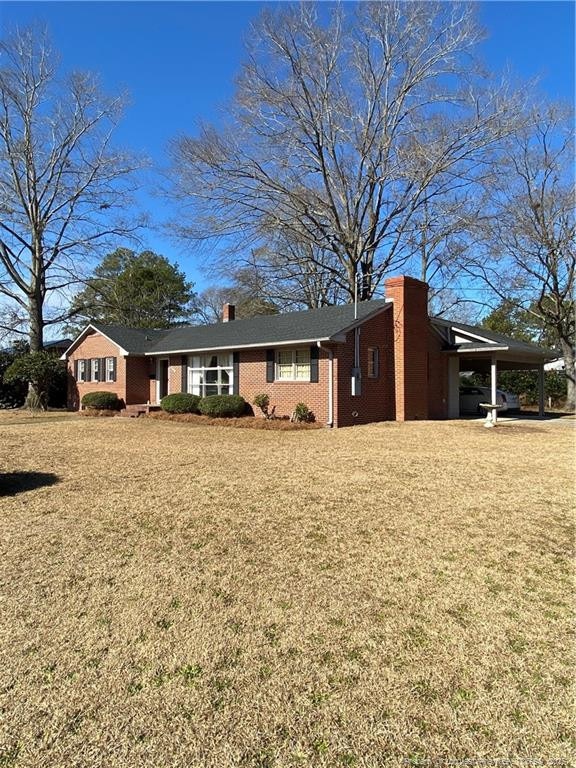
[276, 348, 311, 381]
[105, 357, 116, 382]
[91, 359, 100, 381]
[188, 353, 233, 396]
[77, 359, 87, 382]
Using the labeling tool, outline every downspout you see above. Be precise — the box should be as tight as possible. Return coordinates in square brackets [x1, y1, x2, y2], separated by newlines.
[317, 341, 334, 428]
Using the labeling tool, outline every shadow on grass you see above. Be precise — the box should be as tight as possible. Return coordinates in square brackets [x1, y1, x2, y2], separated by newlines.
[0, 471, 59, 497]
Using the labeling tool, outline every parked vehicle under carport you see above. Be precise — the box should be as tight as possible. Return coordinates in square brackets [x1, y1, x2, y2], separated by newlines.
[459, 386, 520, 415]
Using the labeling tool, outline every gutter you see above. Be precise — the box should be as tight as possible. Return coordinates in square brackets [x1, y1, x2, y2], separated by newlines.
[144, 336, 333, 356]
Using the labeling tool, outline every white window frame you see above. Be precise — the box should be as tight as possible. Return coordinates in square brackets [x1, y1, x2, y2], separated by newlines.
[77, 359, 87, 382]
[275, 347, 311, 382]
[91, 358, 100, 381]
[105, 357, 115, 382]
[187, 353, 233, 397]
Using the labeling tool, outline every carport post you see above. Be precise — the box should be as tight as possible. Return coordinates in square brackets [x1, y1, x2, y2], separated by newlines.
[490, 354, 498, 423]
[538, 364, 545, 418]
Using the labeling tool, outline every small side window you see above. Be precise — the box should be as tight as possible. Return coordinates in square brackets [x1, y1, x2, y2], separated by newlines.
[368, 347, 379, 378]
[77, 359, 86, 382]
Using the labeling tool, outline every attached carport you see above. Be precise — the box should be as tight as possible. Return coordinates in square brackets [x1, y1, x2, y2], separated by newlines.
[432, 319, 555, 419]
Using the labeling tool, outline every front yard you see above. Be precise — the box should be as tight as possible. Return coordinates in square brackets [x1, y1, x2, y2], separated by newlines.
[0, 412, 573, 767]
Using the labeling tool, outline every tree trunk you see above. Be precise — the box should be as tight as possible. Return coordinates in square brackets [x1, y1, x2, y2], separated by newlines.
[559, 338, 575, 411]
[25, 292, 47, 410]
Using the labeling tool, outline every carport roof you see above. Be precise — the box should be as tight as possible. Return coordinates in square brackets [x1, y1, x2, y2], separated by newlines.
[431, 317, 556, 360]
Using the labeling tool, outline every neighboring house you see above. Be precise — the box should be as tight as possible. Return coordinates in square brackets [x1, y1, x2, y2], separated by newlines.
[43, 338, 74, 356]
[61, 276, 554, 426]
[544, 358, 565, 372]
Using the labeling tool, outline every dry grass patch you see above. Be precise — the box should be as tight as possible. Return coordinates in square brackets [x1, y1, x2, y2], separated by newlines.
[0, 413, 574, 767]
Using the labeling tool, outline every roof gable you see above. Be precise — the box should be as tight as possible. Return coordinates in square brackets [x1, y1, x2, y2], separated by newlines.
[431, 317, 555, 357]
[61, 324, 171, 358]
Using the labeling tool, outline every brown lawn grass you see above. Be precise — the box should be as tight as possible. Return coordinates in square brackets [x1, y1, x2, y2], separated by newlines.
[0, 411, 574, 767]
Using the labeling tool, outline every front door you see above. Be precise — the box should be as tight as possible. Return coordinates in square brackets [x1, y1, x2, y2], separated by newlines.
[158, 358, 169, 401]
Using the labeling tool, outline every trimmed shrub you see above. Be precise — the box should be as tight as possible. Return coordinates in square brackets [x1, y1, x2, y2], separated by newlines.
[81, 391, 122, 411]
[160, 393, 201, 414]
[253, 393, 276, 419]
[199, 394, 247, 418]
[291, 402, 315, 423]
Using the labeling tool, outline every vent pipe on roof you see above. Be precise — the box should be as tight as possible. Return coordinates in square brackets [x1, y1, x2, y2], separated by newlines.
[222, 304, 235, 322]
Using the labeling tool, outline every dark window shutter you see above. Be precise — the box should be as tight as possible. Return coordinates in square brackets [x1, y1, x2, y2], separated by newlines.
[86, 359, 92, 382]
[74, 359, 78, 380]
[233, 351, 240, 395]
[100, 358, 106, 382]
[112, 357, 117, 382]
[310, 345, 319, 383]
[266, 349, 275, 383]
[181, 356, 188, 393]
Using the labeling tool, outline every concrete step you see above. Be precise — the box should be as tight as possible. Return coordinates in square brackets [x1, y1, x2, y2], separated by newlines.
[119, 408, 145, 418]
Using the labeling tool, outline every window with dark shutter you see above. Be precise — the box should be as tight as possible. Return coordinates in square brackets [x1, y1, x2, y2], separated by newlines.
[181, 356, 188, 392]
[100, 358, 106, 382]
[233, 352, 240, 394]
[266, 349, 275, 383]
[310, 345, 319, 383]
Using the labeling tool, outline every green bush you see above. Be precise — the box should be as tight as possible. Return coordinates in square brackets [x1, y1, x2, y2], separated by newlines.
[253, 393, 275, 418]
[160, 393, 201, 414]
[291, 402, 315, 423]
[199, 394, 247, 418]
[0, 351, 27, 409]
[4, 351, 65, 410]
[81, 391, 122, 410]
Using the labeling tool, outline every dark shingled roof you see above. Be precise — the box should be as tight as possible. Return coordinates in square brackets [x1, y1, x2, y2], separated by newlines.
[92, 325, 171, 355]
[431, 317, 555, 357]
[64, 301, 552, 361]
[143, 299, 391, 354]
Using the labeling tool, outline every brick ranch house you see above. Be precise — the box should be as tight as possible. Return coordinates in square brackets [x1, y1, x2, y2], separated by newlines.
[62, 276, 553, 427]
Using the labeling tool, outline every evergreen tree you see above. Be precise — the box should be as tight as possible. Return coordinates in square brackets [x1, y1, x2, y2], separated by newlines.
[70, 249, 196, 329]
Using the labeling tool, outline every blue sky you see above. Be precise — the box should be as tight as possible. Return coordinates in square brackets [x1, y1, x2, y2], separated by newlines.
[1, 1, 574, 293]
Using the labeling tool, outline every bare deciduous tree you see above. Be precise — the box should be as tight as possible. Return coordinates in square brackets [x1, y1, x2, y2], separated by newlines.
[0, 26, 144, 352]
[168, 1, 524, 304]
[466, 104, 575, 407]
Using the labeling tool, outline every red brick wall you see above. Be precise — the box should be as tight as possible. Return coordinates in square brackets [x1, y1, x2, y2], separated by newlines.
[385, 276, 430, 420]
[428, 329, 449, 419]
[334, 307, 396, 427]
[126, 357, 155, 405]
[235, 347, 332, 424]
[67, 331, 127, 408]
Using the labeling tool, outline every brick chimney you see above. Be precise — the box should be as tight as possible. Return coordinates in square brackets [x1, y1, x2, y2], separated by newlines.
[222, 303, 235, 322]
[385, 276, 429, 421]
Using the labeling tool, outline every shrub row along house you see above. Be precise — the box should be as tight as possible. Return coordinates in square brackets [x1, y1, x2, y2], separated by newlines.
[62, 276, 553, 427]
